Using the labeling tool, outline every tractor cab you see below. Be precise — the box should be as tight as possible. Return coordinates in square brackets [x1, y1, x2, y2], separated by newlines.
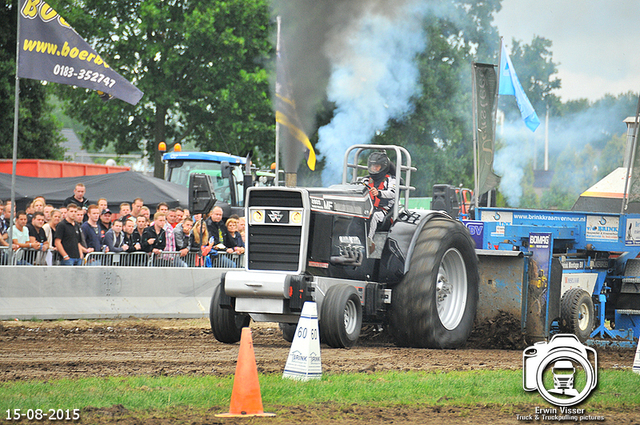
[340, 145, 417, 250]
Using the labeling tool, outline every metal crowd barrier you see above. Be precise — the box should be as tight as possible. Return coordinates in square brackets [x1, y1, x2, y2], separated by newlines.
[1, 248, 243, 268]
[84, 251, 151, 267]
[0, 246, 14, 265]
[188, 251, 244, 268]
[0, 247, 63, 266]
[79, 251, 244, 268]
[154, 251, 243, 268]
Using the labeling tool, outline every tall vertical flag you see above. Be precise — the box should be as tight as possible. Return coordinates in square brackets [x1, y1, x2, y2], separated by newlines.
[275, 29, 316, 171]
[472, 63, 500, 197]
[498, 41, 540, 132]
[17, 0, 143, 105]
[623, 96, 640, 212]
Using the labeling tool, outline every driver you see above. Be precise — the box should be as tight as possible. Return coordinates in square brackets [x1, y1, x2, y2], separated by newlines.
[364, 151, 397, 246]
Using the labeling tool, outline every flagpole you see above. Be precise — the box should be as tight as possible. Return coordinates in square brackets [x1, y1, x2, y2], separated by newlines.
[544, 104, 549, 171]
[471, 62, 479, 210]
[489, 37, 504, 208]
[496, 37, 503, 98]
[8, 1, 22, 263]
[621, 94, 640, 214]
[274, 16, 281, 187]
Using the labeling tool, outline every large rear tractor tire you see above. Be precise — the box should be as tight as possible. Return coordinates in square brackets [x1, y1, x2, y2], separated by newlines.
[560, 288, 594, 343]
[320, 285, 363, 348]
[209, 284, 251, 344]
[389, 217, 479, 348]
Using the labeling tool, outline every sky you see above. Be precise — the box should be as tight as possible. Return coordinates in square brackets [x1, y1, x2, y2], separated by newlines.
[493, 0, 640, 102]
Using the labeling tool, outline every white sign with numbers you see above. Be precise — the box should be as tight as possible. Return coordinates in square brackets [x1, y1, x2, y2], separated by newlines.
[283, 302, 322, 381]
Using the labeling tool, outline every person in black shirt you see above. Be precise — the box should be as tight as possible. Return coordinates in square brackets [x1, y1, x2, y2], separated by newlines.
[2, 200, 12, 231]
[63, 183, 90, 223]
[63, 183, 90, 211]
[122, 217, 136, 252]
[117, 217, 139, 266]
[54, 204, 83, 265]
[205, 206, 236, 253]
[131, 215, 147, 251]
[26, 211, 49, 265]
[141, 212, 166, 254]
[98, 208, 112, 242]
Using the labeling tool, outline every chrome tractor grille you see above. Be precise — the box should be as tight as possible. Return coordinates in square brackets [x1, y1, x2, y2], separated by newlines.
[246, 189, 305, 272]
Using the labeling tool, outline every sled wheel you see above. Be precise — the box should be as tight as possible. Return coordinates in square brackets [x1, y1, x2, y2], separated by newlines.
[320, 285, 363, 348]
[279, 322, 297, 343]
[389, 217, 479, 348]
[209, 284, 250, 344]
[560, 288, 594, 343]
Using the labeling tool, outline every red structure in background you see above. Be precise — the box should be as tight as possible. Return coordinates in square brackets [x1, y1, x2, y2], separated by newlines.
[0, 159, 129, 178]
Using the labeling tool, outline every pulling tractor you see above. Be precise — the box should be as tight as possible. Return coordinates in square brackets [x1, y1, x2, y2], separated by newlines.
[207, 145, 480, 348]
[205, 144, 640, 348]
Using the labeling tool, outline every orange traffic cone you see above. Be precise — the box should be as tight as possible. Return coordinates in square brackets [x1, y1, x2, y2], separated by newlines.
[216, 327, 275, 417]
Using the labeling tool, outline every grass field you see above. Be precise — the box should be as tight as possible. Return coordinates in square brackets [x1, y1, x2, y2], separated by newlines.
[1, 369, 638, 415]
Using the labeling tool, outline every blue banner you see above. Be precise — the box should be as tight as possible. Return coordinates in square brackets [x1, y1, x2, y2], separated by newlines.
[498, 42, 540, 132]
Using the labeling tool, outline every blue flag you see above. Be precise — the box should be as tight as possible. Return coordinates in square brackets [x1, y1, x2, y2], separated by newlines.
[498, 42, 540, 132]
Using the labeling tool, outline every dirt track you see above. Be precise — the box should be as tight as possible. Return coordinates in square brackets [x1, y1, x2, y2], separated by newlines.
[0, 318, 637, 424]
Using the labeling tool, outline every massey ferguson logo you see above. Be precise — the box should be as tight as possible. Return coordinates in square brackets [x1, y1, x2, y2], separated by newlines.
[268, 210, 283, 222]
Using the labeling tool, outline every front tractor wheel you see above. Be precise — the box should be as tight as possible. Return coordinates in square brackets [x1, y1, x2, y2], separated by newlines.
[560, 288, 594, 343]
[320, 285, 363, 348]
[389, 217, 479, 348]
[209, 284, 251, 344]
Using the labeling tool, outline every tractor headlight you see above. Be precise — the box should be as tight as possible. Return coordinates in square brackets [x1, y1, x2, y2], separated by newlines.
[251, 209, 265, 224]
[290, 211, 302, 224]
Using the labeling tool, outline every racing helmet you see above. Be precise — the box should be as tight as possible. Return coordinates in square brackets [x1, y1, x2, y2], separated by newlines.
[367, 151, 389, 177]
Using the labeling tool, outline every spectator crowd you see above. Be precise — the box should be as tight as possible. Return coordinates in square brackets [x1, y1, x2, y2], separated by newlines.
[0, 183, 246, 267]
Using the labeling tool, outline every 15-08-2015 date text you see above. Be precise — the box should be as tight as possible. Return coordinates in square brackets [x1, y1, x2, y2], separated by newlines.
[5, 409, 80, 421]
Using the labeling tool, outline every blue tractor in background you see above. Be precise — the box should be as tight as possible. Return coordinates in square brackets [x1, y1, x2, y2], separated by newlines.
[163, 151, 276, 218]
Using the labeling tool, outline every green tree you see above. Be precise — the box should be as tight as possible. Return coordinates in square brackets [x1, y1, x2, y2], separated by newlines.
[599, 132, 626, 173]
[453, 0, 502, 63]
[0, 0, 65, 160]
[51, 0, 274, 177]
[558, 92, 637, 150]
[518, 161, 539, 209]
[370, 1, 503, 196]
[541, 145, 601, 210]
